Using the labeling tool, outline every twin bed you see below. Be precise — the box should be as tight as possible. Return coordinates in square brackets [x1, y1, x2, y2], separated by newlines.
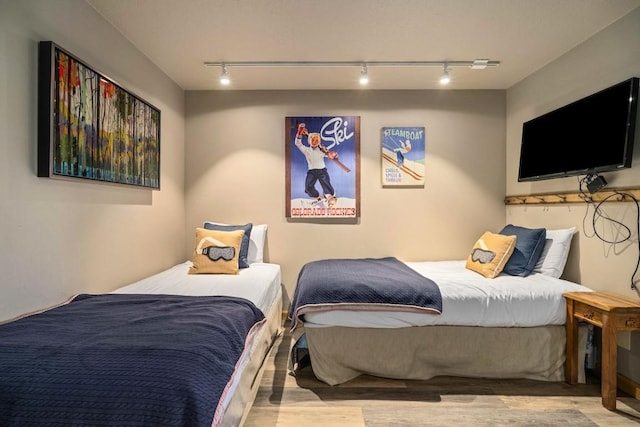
[289, 226, 594, 386]
[112, 260, 282, 426]
[0, 224, 281, 427]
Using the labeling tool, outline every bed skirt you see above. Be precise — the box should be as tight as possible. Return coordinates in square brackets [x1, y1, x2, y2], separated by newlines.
[292, 324, 587, 386]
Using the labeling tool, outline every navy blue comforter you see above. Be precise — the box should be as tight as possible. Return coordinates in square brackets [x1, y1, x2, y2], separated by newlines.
[289, 257, 442, 331]
[0, 293, 265, 427]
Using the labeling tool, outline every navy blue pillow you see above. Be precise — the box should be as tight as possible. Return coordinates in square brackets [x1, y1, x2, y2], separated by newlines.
[499, 224, 546, 277]
[203, 222, 253, 268]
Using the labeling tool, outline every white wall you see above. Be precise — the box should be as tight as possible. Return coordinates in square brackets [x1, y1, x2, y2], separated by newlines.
[185, 89, 506, 304]
[506, 8, 640, 382]
[0, 0, 186, 322]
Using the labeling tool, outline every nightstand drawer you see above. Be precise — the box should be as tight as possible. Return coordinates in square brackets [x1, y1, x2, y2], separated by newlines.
[573, 301, 604, 326]
[617, 314, 640, 330]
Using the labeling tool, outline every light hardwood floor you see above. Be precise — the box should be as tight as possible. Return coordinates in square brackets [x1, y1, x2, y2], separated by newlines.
[245, 330, 640, 426]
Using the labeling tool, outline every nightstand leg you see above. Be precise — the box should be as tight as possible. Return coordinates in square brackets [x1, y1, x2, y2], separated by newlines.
[565, 299, 578, 384]
[601, 313, 617, 410]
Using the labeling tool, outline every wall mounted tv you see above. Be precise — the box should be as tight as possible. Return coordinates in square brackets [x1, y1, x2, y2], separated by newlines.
[518, 77, 639, 182]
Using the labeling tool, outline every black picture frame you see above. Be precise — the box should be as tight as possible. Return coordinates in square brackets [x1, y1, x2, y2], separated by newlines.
[38, 41, 161, 189]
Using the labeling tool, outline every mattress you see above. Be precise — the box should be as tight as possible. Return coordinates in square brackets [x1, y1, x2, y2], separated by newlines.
[113, 261, 281, 315]
[300, 260, 593, 328]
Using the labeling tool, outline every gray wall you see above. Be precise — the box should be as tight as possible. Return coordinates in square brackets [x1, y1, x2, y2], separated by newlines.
[506, 7, 640, 382]
[0, 0, 186, 322]
[2, 0, 638, 387]
[185, 90, 506, 304]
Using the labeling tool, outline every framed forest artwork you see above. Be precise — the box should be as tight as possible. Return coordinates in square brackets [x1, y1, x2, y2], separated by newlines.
[38, 41, 160, 189]
[285, 116, 360, 219]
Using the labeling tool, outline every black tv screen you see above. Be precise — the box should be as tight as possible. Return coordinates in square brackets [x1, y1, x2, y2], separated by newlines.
[518, 77, 639, 182]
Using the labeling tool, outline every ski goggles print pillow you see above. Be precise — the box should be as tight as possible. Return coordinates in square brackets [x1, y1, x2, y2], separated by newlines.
[465, 231, 516, 279]
[189, 227, 244, 274]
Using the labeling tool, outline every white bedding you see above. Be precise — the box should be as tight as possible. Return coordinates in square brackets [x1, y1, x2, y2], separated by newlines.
[113, 261, 281, 314]
[302, 260, 592, 328]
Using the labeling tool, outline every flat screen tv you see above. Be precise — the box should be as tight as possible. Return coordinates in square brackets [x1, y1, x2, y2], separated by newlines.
[518, 77, 639, 182]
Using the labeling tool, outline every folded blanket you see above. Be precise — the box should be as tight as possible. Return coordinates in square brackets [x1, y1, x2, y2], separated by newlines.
[289, 257, 442, 331]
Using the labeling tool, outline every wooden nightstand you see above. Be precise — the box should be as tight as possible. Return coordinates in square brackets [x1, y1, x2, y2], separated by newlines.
[563, 291, 640, 410]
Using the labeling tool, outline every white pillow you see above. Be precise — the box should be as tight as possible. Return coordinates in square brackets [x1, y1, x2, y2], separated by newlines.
[533, 227, 576, 278]
[202, 222, 267, 264]
[247, 224, 267, 263]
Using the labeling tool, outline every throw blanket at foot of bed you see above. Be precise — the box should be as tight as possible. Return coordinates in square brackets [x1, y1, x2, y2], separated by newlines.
[289, 257, 442, 331]
[0, 293, 265, 427]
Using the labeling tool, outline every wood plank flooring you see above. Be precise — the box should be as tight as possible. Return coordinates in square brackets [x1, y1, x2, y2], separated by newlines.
[245, 330, 640, 426]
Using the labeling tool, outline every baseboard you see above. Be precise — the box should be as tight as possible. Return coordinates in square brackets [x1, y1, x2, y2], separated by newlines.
[617, 373, 640, 400]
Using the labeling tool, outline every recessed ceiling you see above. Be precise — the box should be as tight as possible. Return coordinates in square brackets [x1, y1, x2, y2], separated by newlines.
[86, 0, 640, 90]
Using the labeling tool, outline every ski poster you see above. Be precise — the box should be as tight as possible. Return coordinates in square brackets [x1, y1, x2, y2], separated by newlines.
[381, 126, 425, 187]
[285, 116, 360, 219]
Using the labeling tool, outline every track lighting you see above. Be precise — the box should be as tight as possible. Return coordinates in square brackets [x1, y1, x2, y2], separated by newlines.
[204, 59, 500, 87]
[439, 64, 450, 85]
[359, 64, 369, 85]
[219, 64, 230, 86]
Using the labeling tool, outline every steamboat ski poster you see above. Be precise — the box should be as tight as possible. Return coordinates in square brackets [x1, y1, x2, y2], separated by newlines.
[381, 126, 425, 187]
[286, 116, 360, 219]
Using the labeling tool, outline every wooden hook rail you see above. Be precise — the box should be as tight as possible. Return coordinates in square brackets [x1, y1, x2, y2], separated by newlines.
[504, 188, 640, 205]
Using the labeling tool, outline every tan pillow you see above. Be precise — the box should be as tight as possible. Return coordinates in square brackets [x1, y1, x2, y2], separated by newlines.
[189, 228, 244, 274]
[465, 231, 517, 278]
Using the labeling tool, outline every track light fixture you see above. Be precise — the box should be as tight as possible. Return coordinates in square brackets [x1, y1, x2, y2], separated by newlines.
[359, 64, 369, 85]
[219, 64, 230, 86]
[439, 64, 450, 85]
[204, 59, 500, 87]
